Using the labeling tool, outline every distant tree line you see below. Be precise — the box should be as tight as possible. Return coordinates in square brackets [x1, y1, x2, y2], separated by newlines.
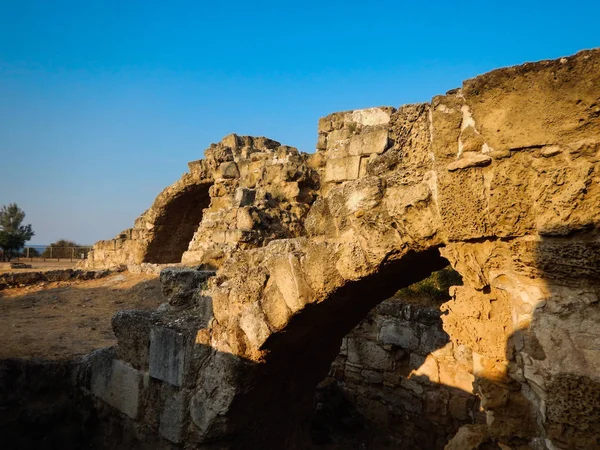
[41, 239, 90, 259]
[17, 240, 91, 259]
[0, 203, 91, 261]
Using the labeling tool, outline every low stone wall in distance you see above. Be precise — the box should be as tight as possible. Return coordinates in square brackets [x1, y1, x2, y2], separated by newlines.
[0, 268, 117, 290]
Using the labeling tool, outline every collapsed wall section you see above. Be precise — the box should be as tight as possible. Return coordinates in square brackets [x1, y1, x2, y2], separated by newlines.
[181, 134, 320, 267]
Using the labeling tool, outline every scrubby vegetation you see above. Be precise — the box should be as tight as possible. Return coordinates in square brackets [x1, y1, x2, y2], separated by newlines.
[396, 266, 463, 301]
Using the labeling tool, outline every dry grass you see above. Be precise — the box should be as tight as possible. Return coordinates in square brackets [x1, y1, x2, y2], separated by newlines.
[0, 271, 165, 360]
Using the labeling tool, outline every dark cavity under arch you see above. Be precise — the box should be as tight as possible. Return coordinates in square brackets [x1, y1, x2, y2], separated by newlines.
[143, 182, 212, 264]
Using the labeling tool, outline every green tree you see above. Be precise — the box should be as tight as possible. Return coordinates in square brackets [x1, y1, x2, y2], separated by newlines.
[42, 239, 81, 259]
[0, 203, 35, 261]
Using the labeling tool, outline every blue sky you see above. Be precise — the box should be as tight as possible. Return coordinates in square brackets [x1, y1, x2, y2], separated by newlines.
[1, 1, 598, 245]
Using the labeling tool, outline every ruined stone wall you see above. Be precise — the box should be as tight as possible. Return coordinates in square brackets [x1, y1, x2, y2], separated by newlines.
[85, 169, 213, 268]
[326, 291, 482, 449]
[73, 48, 600, 450]
[85, 135, 319, 269]
[0, 268, 114, 290]
[181, 134, 319, 267]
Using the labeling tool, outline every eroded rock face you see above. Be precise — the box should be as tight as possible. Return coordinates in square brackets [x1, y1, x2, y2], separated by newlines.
[80, 48, 600, 449]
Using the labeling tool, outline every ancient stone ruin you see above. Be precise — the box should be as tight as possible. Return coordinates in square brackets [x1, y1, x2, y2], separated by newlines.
[4, 48, 600, 449]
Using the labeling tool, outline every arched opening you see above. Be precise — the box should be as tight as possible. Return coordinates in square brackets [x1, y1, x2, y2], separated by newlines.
[313, 265, 475, 449]
[219, 247, 475, 449]
[143, 182, 212, 264]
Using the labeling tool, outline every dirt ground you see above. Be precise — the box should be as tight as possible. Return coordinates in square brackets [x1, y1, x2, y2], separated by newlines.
[0, 260, 79, 274]
[0, 271, 166, 360]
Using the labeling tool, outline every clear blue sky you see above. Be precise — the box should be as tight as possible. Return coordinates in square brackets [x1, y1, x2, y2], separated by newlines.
[1, 1, 598, 245]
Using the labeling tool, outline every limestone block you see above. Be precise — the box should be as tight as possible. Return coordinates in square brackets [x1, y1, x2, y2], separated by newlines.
[225, 229, 248, 243]
[236, 208, 255, 231]
[423, 388, 449, 417]
[274, 181, 300, 200]
[149, 327, 185, 386]
[221, 133, 241, 151]
[459, 126, 485, 153]
[347, 339, 393, 371]
[379, 319, 419, 350]
[160, 267, 215, 308]
[204, 144, 233, 164]
[400, 377, 424, 395]
[112, 310, 159, 369]
[91, 357, 144, 419]
[210, 196, 233, 210]
[418, 325, 449, 355]
[266, 254, 314, 313]
[239, 302, 271, 349]
[444, 424, 491, 450]
[387, 389, 423, 414]
[316, 134, 327, 150]
[219, 161, 240, 179]
[361, 369, 383, 384]
[264, 164, 283, 184]
[190, 352, 243, 440]
[194, 294, 214, 328]
[260, 279, 293, 331]
[324, 156, 361, 182]
[355, 395, 389, 425]
[326, 128, 352, 150]
[462, 50, 600, 151]
[348, 128, 389, 156]
[318, 117, 333, 133]
[358, 156, 370, 178]
[159, 389, 191, 443]
[351, 107, 393, 126]
[234, 188, 256, 207]
[449, 395, 470, 421]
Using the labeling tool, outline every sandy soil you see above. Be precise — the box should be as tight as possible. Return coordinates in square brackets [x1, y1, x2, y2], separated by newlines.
[0, 271, 166, 360]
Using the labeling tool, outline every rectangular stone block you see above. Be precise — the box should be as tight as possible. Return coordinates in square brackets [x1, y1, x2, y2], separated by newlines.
[348, 128, 389, 156]
[235, 188, 256, 207]
[159, 389, 191, 443]
[327, 128, 352, 148]
[379, 318, 419, 350]
[324, 156, 361, 182]
[149, 327, 185, 387]
[351, 107, 392, 126]
[347, 339, 393, 371]
[91, 357, 143, 419]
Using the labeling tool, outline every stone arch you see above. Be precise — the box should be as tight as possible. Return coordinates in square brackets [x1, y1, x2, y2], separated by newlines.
[200, 164, 455, 447]
[255, 249, 451, 447]
[84, 49, 600, 450]
[142, 181, 212, 264]
[196, 47, 600, 446]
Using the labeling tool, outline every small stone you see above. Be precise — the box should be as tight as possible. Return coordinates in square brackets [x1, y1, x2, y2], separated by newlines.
[541, 146, 562, 157]
[219, 161, 240, 179]
[447, 153, 492, 171]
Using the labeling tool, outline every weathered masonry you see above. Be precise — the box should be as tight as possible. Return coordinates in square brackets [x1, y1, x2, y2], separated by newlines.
[63, 48, 600, 449]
